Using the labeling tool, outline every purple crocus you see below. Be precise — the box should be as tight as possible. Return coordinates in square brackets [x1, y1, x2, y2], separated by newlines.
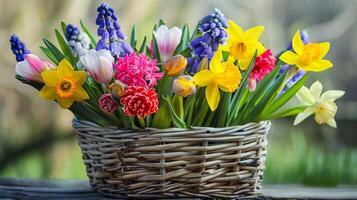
[95, 3, 133, 57]
[189, 9, 228, 73]
[9, 34, 30, 62]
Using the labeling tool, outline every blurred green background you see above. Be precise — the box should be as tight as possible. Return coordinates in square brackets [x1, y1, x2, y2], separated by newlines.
[0, 0, 356, 186]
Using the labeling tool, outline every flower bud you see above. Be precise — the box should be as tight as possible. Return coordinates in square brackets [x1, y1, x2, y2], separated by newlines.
[15, 54, 54, 82]
[98, 94, 118, 114]
[172, 75, 196, 97]
[108, 80, 126, 99]
[164, 55, 187, 76]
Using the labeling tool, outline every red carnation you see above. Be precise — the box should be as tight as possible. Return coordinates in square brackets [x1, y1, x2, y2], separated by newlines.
[248, 49, 276, 91]
[120, 86, 159, 118]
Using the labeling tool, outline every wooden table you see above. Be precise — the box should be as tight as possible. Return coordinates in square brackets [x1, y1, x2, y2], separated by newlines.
[0, 177, 356, 199]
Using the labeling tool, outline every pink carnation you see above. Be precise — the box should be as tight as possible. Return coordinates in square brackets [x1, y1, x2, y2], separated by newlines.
[98, 94, 118, 114]
[248, 49, 276, 91]
[114, 53, 163, 87]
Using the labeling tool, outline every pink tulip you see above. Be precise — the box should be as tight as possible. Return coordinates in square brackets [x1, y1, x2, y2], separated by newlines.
[153, 25, 182, 61]
[79, 49, 114, 85]
[15, 54, 54, 82]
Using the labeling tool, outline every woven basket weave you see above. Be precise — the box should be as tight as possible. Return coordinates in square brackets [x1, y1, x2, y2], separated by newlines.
[72, 119, 270, 199]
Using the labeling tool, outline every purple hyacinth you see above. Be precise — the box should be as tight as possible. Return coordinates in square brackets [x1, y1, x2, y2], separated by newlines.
[189, 8, 228, 73]
[95, 3, 132, 57]
[9, 34, 30, 62]
[286, 30, 309, 51]
[65, 24, 90, 56]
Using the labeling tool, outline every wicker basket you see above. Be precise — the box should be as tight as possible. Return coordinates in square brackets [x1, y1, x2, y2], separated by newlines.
[72, 119, 271, 199]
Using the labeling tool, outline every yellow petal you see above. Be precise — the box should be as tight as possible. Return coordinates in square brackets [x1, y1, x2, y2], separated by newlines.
[206, 85, 220, 111]
[292, 30, 304, 55]
[227, 20, 243, 38]
[238, 57, 251, 70]
[71, 71, 87, 85]
[58, 59, 74, 78]
[73, 87, 89, 101]
[39, 85, 57, 100]
[41, 70, 59, 87]
[304, 59, 333, 72]
[193, 70, 213, 87]
[326, 118, 337, 128]
[244, 26, 264, 41]
[217, 63, 241, 92]
[318, 42, 330, 59]
[210, 50, 224, 73]
[294, 107, 314, 125]
[57, 98, 74, 109]
[279, 51, 299, 65]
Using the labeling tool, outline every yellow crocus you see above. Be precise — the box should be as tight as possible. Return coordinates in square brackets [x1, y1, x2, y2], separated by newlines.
[223, 20, 266, 70]
[193, 48, 241, 111]
[39, 59, 89, 109]
[294, 81, 344, 128]
[280, 30, 333, 72]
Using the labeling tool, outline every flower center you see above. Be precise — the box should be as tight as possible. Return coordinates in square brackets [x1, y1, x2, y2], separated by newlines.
[56, 77, 76, 98]
[231, 42, 247, 58]
[299, 43, 322, 65]
[314, 102, 337, 124]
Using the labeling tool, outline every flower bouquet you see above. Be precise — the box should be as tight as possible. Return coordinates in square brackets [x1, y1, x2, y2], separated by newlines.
[10, 3, 344, 199]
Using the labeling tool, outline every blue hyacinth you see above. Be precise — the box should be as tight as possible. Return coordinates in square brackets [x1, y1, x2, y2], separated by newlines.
[95, 3, 132, 57]
[189, 9, 228, 72]
[65, 24, 90, 56]
[9, 34, 30, 62]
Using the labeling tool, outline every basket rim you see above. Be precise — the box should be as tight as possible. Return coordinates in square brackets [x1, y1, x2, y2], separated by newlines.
[72, 118, 271, 131]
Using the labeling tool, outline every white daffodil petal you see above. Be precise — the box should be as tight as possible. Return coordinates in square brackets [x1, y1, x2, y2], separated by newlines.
[326, 118, 337, 128]
[294, 107, 314, 125]
[296, 86, 315, 105]
[321, 90, 345, 101]
[310, 80, 323, 100]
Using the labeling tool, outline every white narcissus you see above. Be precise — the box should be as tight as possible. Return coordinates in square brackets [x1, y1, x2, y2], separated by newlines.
[80, 49, 114, 85]
[294, 80, 345, 128]
[15, 54, 55, 82]
[153, 25, 182, 62]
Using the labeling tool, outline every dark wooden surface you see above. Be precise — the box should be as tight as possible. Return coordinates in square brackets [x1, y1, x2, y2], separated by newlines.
[0, 177, 357, 199]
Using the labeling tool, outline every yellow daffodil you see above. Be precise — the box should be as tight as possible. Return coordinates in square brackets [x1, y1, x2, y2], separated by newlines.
[223, 20, 266, 70]
[280, 30, 333, 72]
[294, 81, 344, 128]
[193, 48, 241, 111]
[39, 59, 89, 109]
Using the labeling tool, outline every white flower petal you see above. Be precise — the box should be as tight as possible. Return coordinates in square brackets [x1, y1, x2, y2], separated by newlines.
[321, 90, 345, 101]
[296, 86, 315, 105]
[294, 107, 314, 125]
[310, 80, 323, 100]
[326, 118, 337, 128]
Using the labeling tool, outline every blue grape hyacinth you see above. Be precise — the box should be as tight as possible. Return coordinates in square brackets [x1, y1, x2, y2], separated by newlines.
[189, 9, 228, 72]
[9, 34, 30, 62]
[65, 24, 90, 56]
[286, 30, 309, 51]
[95, 3, 132, 57]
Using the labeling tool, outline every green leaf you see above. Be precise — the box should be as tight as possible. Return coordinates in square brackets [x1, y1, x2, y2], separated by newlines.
[264, 106, 307, 120]
[180, 23, 190, 51]
[228, 51, 257, 124]
[61, 21, 67, 36]
[15, 75, 44, 91]
[172, 95, 184, 120]
[130, 25, 137, 50]
[152, 101, 172, 128]
[217, 92, 231, 127]
[40, 46, 58, 64]
[192, 97, 209, 127]
[184, 95, 196, 126]
[158, 19, 166, 26]
[43, 38, 65, 63]
[265, 73, 309, 116]
[80, 20, 97, 47]
[152, 34, 161, 64]
[139, 36, 147, 53]
[163, 96, 186, 128]
[55, 29, 76, 65]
